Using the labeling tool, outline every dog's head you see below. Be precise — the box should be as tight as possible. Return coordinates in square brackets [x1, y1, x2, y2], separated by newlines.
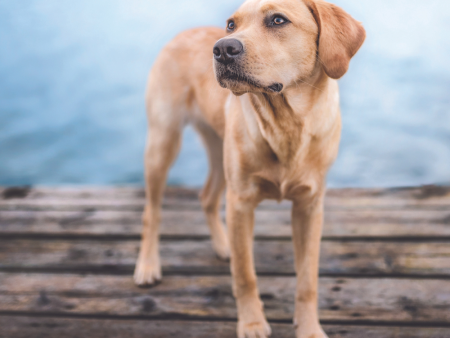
[213, 0, 366, 96]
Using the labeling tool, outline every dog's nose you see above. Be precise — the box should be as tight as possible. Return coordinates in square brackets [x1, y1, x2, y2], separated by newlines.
[213, 39, 244, 64]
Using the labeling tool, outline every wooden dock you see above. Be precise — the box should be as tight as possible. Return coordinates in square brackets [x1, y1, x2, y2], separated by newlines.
[0, 185, 450, 337]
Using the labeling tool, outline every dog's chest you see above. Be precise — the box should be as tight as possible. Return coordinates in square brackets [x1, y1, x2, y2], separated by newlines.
[251, 158, 320, 202]
[229, 91, 340, 201]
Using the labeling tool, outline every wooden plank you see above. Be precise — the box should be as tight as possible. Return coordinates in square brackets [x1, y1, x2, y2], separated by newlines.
[1, 239, 449, 277]
[1, 208, 450, 238]
[2, 185, 450, 202]
[1, 273, 449, 323]
[2, 198, 450, 211]
[1, 186, 450, 211]
[1, 317, 449, 338]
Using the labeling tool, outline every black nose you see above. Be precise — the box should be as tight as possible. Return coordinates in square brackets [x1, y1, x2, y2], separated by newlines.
[213, 39, 244, 64]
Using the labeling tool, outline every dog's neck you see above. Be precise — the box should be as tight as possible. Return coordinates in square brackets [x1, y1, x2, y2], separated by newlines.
[244, 68, 336, 165]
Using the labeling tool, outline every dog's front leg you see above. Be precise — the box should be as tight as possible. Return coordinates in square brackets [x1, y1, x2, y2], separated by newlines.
[291, 191, 328, 338]
[227, 189, 271, 338]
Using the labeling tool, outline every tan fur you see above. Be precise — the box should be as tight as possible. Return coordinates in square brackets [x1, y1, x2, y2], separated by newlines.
[134, 1, 365, 337]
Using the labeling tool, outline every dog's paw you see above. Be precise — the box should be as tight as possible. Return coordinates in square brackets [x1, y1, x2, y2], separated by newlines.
[294, 323, 328, 338]
[238, 318, 272, 338]
[237, 298, 271, 338]
[294, 303, 328, 338]
[296, 330, 328, 338]
[133, 258, 161, 287]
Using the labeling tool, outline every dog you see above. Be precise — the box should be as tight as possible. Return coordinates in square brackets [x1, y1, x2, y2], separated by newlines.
[134, 0, 365, 337]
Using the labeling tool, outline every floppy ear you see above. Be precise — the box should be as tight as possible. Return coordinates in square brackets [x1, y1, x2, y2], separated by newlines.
[305, 0, 366, 79]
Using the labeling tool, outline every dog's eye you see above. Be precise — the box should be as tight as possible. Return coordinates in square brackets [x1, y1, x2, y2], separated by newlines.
[227, 21, 235, 31]
[273, 16, 285, 25]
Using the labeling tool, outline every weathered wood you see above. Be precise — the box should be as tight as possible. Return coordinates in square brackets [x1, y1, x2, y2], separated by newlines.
[1, 186, 449, 336]
[1, 273, 449, 323]
[1, 317, 449, 338]
[1, 186, 450, 212]
[2, 199, 450, 211]
[2, 185, 450, 202]
[1, 239, 449, 277]
[1, 208, 450, 238]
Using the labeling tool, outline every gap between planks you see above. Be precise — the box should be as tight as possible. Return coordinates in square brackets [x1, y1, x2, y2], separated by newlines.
[3, 233, 450, 242]
[1, 313, 450, 329]
[1, 317, 449, 338]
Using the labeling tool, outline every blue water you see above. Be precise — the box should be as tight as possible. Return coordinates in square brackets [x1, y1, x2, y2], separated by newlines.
[1, 0, 449, 187]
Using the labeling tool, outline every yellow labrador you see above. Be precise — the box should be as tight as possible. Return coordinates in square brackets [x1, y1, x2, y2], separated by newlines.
[134, 0, 365, 337]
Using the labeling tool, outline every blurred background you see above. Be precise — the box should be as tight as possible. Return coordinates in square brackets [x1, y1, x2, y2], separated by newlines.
[0, 0, 449, 188]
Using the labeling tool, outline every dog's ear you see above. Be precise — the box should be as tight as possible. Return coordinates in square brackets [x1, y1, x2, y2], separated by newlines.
[305, 0, 366, 79]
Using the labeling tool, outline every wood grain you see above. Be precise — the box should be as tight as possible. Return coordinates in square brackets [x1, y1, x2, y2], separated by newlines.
[2, 208, 450, 238]
[1, 273, 449, 323]
[2, 185, 449, 202]
[1, 186, 450, 212]
[1, 317, 449, 338]
[1, 239, 449, 277]
[1, 186, 449, 336]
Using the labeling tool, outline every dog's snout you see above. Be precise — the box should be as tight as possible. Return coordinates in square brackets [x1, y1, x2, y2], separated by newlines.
[213, 39, 243, 64]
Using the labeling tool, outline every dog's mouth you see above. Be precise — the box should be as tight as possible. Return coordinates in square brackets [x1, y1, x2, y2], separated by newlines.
[218, 69, 283, 94]
[267, 83, 283, 92]
[219, 70, 261, 89]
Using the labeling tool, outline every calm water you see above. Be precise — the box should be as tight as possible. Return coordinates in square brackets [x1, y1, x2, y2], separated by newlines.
[1, 0, 449, 187]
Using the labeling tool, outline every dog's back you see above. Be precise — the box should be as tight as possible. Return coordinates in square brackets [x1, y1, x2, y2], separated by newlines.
[145, 27, 229, 139]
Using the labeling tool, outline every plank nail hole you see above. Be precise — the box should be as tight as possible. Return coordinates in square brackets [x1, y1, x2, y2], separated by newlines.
[68, 248, 87, 260]
[141, 297, 157, 312]
[384, 255, 394, 268]
[341, 253, 358, 260]
[261, 293, 275, 300]
[37, 291, 50, 306]
[204, 287, 232, 301]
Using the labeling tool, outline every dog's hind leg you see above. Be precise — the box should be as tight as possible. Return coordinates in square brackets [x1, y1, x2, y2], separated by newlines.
[194, 120, 230, 260]
[134, 99, 184, 286]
